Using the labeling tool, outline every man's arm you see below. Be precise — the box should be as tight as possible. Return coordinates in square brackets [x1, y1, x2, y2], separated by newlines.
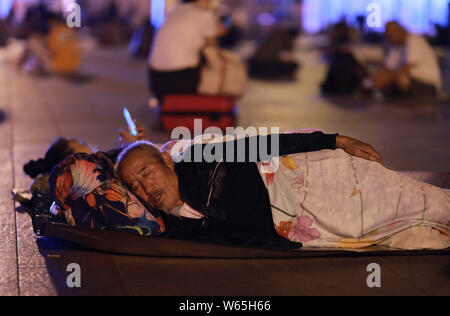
[181, 132, 383, 164]
[336, 135, 383, 164]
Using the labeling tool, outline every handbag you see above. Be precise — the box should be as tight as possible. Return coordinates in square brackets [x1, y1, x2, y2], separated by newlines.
[198, 46, 247, 98]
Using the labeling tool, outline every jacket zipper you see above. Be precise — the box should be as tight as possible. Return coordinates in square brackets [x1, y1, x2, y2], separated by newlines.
[207, 162, 222, 207]
[202, 162, 223, 228]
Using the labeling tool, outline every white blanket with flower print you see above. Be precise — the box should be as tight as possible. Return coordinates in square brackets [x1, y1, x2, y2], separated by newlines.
[258, 149, 450, 249]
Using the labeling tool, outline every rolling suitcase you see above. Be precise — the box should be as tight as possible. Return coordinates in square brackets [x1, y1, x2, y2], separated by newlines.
[160, 95, 237, 133]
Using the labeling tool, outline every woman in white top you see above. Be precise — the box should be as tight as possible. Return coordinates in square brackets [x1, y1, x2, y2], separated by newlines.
[148, 0, 222, 102]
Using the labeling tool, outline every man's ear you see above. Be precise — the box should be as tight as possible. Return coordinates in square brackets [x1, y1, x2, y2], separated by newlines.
[161, 152, 175, 170]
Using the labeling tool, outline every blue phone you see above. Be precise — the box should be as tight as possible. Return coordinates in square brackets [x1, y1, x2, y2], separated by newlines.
[223, 16, 233, 29]
[123, 107, 138, 137]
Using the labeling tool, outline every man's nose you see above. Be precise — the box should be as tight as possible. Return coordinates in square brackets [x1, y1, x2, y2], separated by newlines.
[143, 181, 155, 195]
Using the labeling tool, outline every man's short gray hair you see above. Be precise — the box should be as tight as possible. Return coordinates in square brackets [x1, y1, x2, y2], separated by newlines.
[116, 141, 163, 176]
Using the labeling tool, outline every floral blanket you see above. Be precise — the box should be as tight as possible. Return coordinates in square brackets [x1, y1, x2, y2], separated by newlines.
[49, 153, 165, 236]
[258, 149, 450, 249]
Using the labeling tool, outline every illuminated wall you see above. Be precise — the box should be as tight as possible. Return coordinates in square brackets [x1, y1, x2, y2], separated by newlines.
[302, 0, 450, 34]
[0, 0, 14, 18]
[151, 0, 179, 28]
[151, 0, 165, 28]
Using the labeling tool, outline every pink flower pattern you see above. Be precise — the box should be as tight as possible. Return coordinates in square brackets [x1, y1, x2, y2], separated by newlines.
[288, 215, 321, 242]
[290, 176, 305, 194]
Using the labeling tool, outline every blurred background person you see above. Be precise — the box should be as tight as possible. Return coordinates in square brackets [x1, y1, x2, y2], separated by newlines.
[215, 2, 246, 50]
[248, 25, 300, 81]
[128, 17, 154, 59]
[96, 2, 125, 46]
[16, 5, 51, 75]
[147, 0, 224, 103]
[47, 11, 82, 74]
[17, 5, 81, 76]
[0, 17, 8, 47]
[321, 19, 368, 95]
[364, 21, 442, 97]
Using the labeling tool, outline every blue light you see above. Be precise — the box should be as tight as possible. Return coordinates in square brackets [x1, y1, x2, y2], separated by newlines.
[323, 0, 347, 24]
[302, 0, 450, 34]
[302, 0, 325, 33]
[257, 13, 276, 26]
[0, 0, 14, 19]
[151, 0, 166, 29]
[429, 0, 450, 25]
[397, 0, 424, 33]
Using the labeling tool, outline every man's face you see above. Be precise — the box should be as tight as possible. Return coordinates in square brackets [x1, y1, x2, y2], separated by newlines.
[118, 150, 180, 212]
[385, 26, 405, 46]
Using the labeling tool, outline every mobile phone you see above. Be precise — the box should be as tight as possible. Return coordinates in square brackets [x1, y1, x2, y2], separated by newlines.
[223, 16, 233, 29]
[123, 107, 138, 137]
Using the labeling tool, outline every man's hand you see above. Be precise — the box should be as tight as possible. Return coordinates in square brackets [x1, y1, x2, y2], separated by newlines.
[118, 121, 148, 146]
[336, 135, 383, 165]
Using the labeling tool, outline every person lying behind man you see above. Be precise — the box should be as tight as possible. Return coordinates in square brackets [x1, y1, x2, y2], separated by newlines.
[22, 120, 148, 212]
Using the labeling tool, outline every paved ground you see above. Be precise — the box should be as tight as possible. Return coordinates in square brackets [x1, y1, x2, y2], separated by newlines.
[0, 43, 449, 296]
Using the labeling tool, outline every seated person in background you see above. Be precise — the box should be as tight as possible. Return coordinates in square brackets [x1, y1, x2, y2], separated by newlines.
[364, 21, 442, 97]
[47, 13, 82, 75]
[321, 20, 368, 95]
[18, 11, 82, 75]
[248, 26, 299, 81]
[18, 33, 50, 75]
[148, 0, 224, 102]
[17, 7, 51, 75]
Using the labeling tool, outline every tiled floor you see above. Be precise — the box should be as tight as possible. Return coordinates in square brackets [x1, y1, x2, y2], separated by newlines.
[0, 44, 448, 296]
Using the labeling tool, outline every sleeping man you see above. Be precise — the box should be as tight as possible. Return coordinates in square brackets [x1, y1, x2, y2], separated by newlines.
[113, 132, 449, 249]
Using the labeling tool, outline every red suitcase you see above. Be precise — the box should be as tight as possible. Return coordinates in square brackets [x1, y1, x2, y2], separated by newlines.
[160, 95, 237, 133]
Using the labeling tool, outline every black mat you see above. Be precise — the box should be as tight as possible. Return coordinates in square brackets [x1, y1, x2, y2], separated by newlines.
[24, 171, 450, 259]
[40, 222, 449, 259]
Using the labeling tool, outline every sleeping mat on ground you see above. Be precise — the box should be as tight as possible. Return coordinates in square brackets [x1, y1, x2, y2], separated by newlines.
[22, 171, 450, 258]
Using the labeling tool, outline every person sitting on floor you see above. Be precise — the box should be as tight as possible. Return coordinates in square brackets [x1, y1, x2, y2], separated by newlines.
[18, 9, 82, 76]
[46, 13, 82, 75]
[148, 0, 224, 102]
[364, 21, 442, 97]
[248, 26, 300, 81]
[17, 6, 51, 75]
[321, 20, 368, 95]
